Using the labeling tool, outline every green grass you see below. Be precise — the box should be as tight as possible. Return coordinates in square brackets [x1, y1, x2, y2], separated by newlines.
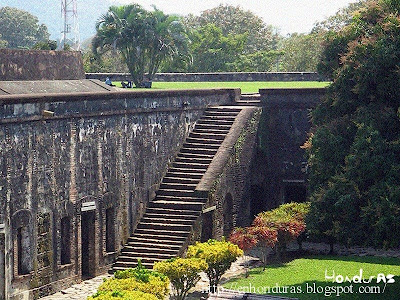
[114, 81, 330, 93]
[223, 255, 400, 299]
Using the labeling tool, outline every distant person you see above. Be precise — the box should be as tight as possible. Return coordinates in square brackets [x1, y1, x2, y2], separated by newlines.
[121, 81, 128, 88]
[127, 80, 133, 88]
[105, 77, 115, 86]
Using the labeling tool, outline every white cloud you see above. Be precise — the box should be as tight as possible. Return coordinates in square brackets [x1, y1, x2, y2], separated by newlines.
[112, 0, 359, 34]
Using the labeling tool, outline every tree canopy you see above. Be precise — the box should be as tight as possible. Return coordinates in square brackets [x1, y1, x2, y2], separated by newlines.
[93, 4, 189, 87]
[0, 7, 49, 49]
[185, 4, 280, 54]
[306, 0, 400, 249]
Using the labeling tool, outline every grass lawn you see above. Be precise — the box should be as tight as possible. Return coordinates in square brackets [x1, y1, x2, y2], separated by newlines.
[223, 255, 400, 299]
[114, 81, 330, 93]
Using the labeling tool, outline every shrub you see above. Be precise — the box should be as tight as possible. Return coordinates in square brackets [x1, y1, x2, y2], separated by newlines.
[255, 202, 310, 257]
[154, 257, 208, 300]
[114, 261, 166, 282]
[97, 276, 169, 300]
[88, 290, 158, 300]
[187, 239, 243, 293]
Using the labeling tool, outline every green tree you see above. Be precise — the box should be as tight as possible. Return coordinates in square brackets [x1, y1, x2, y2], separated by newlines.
[154, 258, 208, 300]
[188, 24, 246, 72]
[312, 0, 369, 33]
[306, 0, 400, 249]
[185, 4, 280, 54]
[187, 239, 243, 293]
[279, 33, 325, 72]
[32, 40, 57, 50]
[93, 4, 189, 87]
[0, 7, 49, 49]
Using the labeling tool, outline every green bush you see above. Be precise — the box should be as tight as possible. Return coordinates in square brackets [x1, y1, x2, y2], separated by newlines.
[88, 290, 158, 300]
[154, 257, 208, 300]
[114, 261, 166, 282]
[255, 202, 310, 257]
[187, 239, 243, 292]
[97, 276, 169, 300]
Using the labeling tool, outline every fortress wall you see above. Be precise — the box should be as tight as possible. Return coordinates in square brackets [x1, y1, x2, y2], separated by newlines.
[0, 49, 85, 81]
[0, 88, 237, 299]
[87, 72, 325, 83]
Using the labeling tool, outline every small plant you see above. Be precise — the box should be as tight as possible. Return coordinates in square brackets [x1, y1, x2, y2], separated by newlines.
[154, 257, 208, 300]
[187, 239, 243, 293]
[88, 290, 158, 300]
[93, 261, 170, 300]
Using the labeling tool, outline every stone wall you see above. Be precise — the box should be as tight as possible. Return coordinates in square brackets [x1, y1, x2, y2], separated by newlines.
[86, 72, 325, 82]
[0, 88, 237, 299]
[0, 49, 85, 81]
[251, 88, 326, 211]
[195, 107, 262, 240]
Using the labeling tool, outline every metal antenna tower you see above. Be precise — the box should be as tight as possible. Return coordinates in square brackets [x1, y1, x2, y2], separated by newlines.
[60, 0, 80, 50]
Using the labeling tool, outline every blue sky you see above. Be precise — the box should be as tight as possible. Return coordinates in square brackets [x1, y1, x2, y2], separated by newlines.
[113, 0, 360, 35]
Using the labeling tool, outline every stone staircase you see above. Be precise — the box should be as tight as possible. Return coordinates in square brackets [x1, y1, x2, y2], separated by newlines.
[113, 106, 243, 271]
[236, 93, 261, 106]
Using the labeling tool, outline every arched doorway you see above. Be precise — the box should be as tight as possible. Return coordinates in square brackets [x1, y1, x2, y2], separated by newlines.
[223, 193, 234, 237]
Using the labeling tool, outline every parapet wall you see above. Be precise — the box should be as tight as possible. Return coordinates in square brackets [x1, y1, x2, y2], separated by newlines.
[86, 72, 325, 82]
[0, 88, 237, 299]
[0, 49, 85, 81]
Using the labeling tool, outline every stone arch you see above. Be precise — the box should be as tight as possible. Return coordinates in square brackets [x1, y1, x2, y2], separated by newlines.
[101, 192, 116, 254]
[55, 202, 74, 266]
[223, 193, 234, 237]
[11, 209, 34, 276]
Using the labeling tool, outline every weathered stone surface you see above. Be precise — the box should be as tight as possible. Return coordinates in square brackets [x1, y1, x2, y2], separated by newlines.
[0, 49, 85, 81]
[195, 107, 262, 239]
[0, 88, 235, 299]
[251, 88, 326, 211]
[0, 79, 114, 95]
[86, 72, 325, 82]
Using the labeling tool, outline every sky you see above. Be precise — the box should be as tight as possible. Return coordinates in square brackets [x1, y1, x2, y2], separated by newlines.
[112, 0, 360, 35]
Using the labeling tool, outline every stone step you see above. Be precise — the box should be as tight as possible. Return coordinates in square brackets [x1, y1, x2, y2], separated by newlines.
[236, 100, 261, 106]
[240, 93, 260, 100]
[121, 246, 179, 255]
[206, 107, 242, 112]
[159, 182, 197, 190]
[204, 111, 240, 117]
[113, 258, 165, 269]
[154, 195, 206, 203]
[157, 189, 196, 197]
[137, 222, 192, 232]
[194, 124, 232, 131]
[118, 252, 176, 261]
[144, 212, 199, 221]
[175, 157, 213, 165]
[164, 171, 203, 179]
[189, 132, 226, 140]
[144, 207, 201, 217]
[197, 119, 235, 126]
[180, 147, 218, 155]
[129, 234, 187, 243]
[113, 262, 154, 270]
[185, 137, 223, 145]
[134, 228, 191, 237]
[141, 216, 195, 226]
[126, 241, 182, 250]
[176, 152, 215, 160]
[182, 142, 220, 150]
[193, 128, 230, 135]
[172, 161, 209, 170]
[150, 200, 203, 211]
[168, 167, 205, 174]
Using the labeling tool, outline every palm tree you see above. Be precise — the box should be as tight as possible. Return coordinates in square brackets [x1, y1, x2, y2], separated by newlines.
[93, 5, 189, 87]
